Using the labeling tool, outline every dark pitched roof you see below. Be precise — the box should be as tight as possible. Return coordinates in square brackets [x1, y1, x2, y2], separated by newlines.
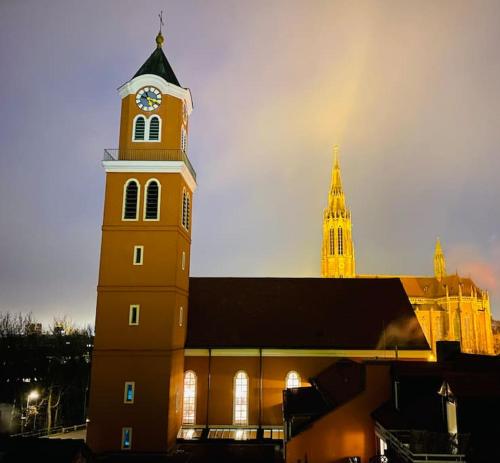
[186, 277, 429, 350]
[133, 47, 180, 86]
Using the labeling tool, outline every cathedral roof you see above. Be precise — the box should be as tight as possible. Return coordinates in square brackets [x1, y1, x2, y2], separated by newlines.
[186, 277, 429, 350]
[400, 275, 482, 298]
[133, 38, 181, 87]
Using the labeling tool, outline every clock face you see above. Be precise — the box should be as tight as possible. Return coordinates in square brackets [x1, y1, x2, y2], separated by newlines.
[136, 87, 162, 111]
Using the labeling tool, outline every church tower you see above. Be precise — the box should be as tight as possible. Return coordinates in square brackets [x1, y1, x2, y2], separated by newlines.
[87, 30, 196, 453]
[434, 237, 447, 282]
[321, 147, 356, 278]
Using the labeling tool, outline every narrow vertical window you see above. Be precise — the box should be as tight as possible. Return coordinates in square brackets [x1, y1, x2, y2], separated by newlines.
[182, 251, 186, 271]
[144, 180, 160, 220]
[149, 116, 160, 141]
[121, 427, 132, 450]
[123, 180, 139, 220]
[133, 116, 145, 141]
[182, 190, 191, 231]
[338, 227, 344, 255]
[129, 305, 140, 325]
[329, 228, 335, 255]
[233, 371, 249, 425]
[179, 306, 183, 327]
[183, 371, 197, 424]
[285, 371, 301, 389]
[124, 382, 135, 404]
[181, 127, 187, 152]
[133, 245, 144, 265]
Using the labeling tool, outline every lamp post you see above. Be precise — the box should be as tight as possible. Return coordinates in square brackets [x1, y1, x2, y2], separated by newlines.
[26, 390, 40, 432]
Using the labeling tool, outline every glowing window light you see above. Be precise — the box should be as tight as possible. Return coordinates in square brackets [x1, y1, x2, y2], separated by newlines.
[285, 371, 301, 389]
[182, 371, 197, 424]
[233, 371, 249, 425]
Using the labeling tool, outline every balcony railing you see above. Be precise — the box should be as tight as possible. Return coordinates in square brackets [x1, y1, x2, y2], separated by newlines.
[103, 149, 196, 180]
[375, 423, 469, 462]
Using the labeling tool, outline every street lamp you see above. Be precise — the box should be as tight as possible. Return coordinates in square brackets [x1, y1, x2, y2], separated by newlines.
[26, 390, 40, 431]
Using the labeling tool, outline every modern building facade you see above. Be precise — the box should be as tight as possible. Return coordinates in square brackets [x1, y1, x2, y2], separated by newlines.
[321, 151, 495, 355]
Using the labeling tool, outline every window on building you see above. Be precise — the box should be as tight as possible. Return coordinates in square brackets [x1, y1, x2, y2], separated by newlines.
[144, 180, 160, 220]
[121, 427, 132, 450]
[182, 251, 186, 271]
[182, 190, 191, 231]
[133, 245, 144, 265]
[233, 371, 249, 425]
[129, 305, 140, 325]
[133, 117, 145, 141]
[149, 116, 160, 141]
[285, 371, 301, 389]
[183, 371, 197, 424]
[338, 227, 344, 255]
[123, 180, 139, 220]
[329, 228, 335, 255]
[124, 382, 135, 404]
[181, 127, 187, 152]
[179, 306, 183, 327]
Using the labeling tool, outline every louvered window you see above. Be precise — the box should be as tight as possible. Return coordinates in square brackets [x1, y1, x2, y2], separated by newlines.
[123, 181, 139, 219]
[149, 117, 160, 141]
[182, 190, 191, 230]
[133, 117, 145, 141]
[181, 128, 187, 151]
[329, 228, 335, 255]
[145, 181, 159, 219]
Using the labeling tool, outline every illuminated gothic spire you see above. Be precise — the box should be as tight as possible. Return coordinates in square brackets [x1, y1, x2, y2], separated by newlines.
[327, 146, 348, 216]
[434, 238, 447, 281]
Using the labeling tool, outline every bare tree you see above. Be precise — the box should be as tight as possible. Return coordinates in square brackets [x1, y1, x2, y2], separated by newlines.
[0, 311, 35, 337]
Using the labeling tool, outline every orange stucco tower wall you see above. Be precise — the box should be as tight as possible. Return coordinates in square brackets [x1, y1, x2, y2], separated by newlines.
[86, 32, 196, 453]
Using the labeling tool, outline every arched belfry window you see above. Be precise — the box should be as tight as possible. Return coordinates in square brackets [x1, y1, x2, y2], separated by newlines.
[144, 180, 160, 220]
[182, 371, 197, 425]
[123, 180, 139, 220]
[149, 116, 160, 141]
[182, 190, 191, 231]
[329, 229, 335, 255]
[338, 227, 344, 255]
[285, 371, 301, 389]
[133, 116, 145, 141]
[233, 371, 249, 425]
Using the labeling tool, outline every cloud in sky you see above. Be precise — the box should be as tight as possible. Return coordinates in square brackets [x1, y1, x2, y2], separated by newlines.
[1, 0, 500, 325]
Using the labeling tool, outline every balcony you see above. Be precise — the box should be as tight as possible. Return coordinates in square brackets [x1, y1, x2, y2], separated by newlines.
[103, 149, 196, 180]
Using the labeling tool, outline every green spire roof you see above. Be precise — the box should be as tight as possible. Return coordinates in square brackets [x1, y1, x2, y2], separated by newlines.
[133, 33, 181, 87]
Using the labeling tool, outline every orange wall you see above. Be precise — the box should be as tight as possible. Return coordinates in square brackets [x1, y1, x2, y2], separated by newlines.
[285, 364, 391, 463]
[183, 356, 338, 426]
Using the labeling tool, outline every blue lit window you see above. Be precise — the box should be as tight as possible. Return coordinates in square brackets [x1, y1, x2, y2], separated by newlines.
[122, 427, 132, 449]
[124, 382, 135, 404]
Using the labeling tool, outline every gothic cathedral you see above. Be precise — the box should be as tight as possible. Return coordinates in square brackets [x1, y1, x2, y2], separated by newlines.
[321, 149, 495, 355]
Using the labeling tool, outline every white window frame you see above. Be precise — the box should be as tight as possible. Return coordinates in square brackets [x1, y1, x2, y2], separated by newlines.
[121, 427, 132, 450]
[181, 188, 191, 231]
[132, 115, 147, 141]
[182, 370, 197, 425]
[122, 179, 140, 221]
[129, 305, 140, 326]
[181, 126, 187, 152]
[124, 381, 135, 404]
[133, 245, 144, 266]
[233, 370, 249, 426]
[131, 115, 162, 143]
[285, 371, 301, 389]
[143, 178, 161, 221]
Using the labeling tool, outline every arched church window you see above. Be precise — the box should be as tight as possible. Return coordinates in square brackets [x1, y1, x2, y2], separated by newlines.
[329, 229, 335, 255]
[144, 179, 160, 220]
[182, 371, 197, 424]
[149, 116, 160, 141]
[123, 180, 139, 220]
[133, 116, 146, 141]
[233, 371, 249, 425]
[338, 227, 344, 255]
[285, 371, 301, 389]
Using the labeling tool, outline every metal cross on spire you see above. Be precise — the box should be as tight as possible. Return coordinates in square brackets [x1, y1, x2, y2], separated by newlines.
[158, 10, 164, 33]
